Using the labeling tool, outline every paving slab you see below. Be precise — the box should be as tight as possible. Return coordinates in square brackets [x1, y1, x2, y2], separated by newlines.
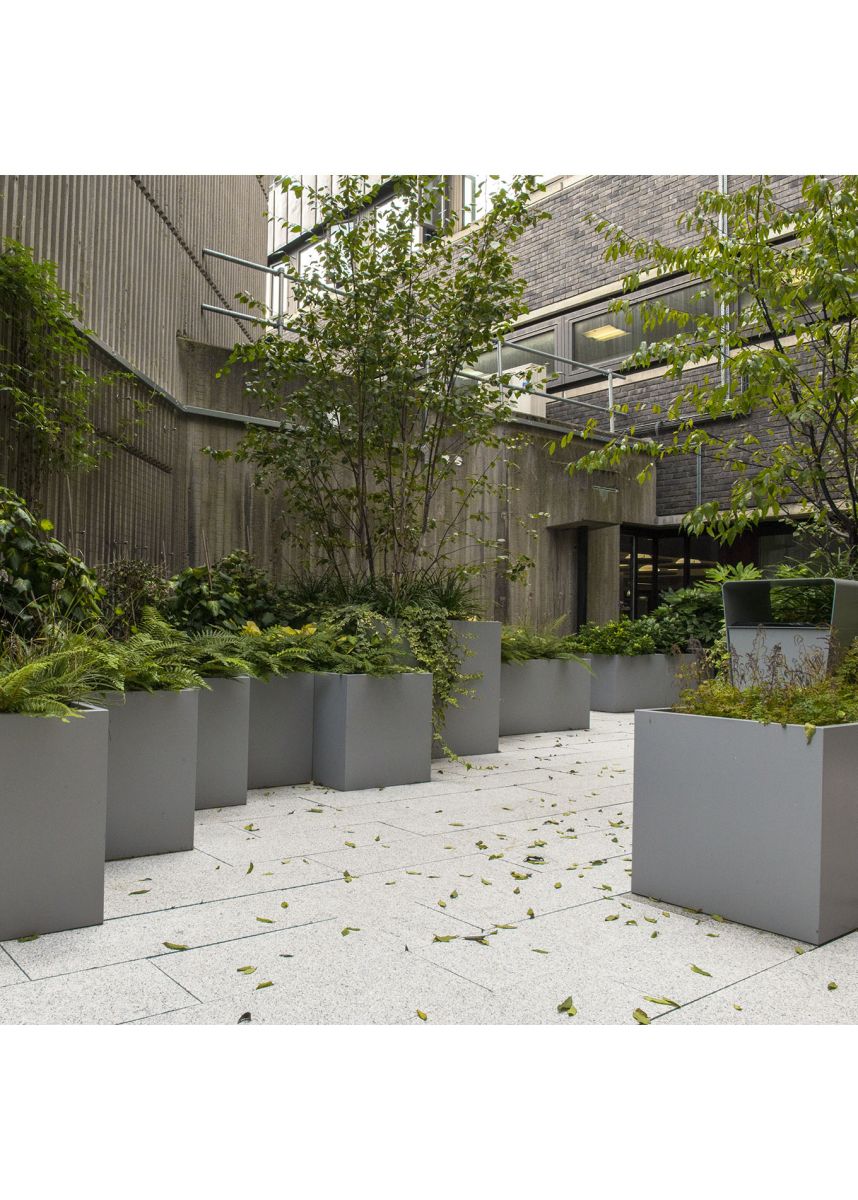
[140, 923, 495, 1024]
[0, 948, 28, 989]
[0, 960, 194, 1024]
[1, 889, 338, 980]
[104, 850, 338, 918]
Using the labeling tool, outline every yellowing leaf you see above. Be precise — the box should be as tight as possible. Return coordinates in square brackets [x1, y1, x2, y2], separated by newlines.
[256, 917, 274, 924]
[256, 980, 273, 989]
[690, 964, 712, 977]
[828, 981, 838, 991]
[416, 1009, 428, 1021]
[236, 966, 257, 974]
[432, 934, 458, 943]
[643, 995, 680, 1008]
[280, 901, 289, 909]
[632, 1008, 651, 1025]
[557, 995, 577, 1016]
[604, 914, 619, 922]
[526, 907, 535, 919]
[162, 942, 188, 951]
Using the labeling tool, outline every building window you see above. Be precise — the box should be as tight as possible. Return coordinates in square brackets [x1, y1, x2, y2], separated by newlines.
[570, 282, 713, 368]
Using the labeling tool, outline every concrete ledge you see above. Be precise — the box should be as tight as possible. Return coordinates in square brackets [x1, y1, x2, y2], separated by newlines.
[247, 674, 314, 788]
[500, 659, 590, 735]
[105, 689, 198, 860]
[437, 620, 501, 757]
[196, 676, 251, 809]
[633, 708, 858, 944]
[588, 653, 695, 712]
[0, 705, 109, 940]
[313, 672, 433, 791]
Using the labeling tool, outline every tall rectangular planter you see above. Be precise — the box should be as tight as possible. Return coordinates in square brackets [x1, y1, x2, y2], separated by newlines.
[500, 658, 590, 735]
[436, 620, 501, 757]
[633, 709, 858, 945]
[247, 674, 314, 789]
[104, 688, 199, 860]
[0, 704, 109, 940]
[588, 653, 695, 712]
[196, 675, 251, 809]
[313, 672, 433, 791]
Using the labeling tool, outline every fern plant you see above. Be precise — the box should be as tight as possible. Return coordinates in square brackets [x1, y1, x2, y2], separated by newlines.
[0, 635, 122, 718]
[501, 624, 584, 664]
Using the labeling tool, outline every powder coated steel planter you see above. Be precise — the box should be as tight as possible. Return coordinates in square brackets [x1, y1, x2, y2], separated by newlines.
[104, 688, 199, 860]
[196, 675, 251, 809]
[247, 674, 314, 789]
[436, 620, 501, 757]
[0, 704, 109, 941]
[587, 653, 695, 712]
[499, 658, 590, 735]
[633, 708, 858, 945]
[312, 671, 433, 791]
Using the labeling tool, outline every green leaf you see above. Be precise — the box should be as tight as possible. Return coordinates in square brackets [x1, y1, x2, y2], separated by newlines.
[128, 889, 150, 895]
[604, 914, 619, 922]
[531, 948, 549, 955]
[280, 901, 289, 908]
[632, 1008, 651, 1025]
[341, 927, 360, 936]
[256, 916, 274, 924]
[416, 1009, 428, 1021]
[16, 933, 40, 943]
[246, 862, 254, 874]
[237, 966, 257, 974]
[643, 995, 680, 1008]
[162, 942, 188, 951]
[828, 981, 838, 990]
[256, 980, 273, 989]
[690, 964, 712, 976]
[526, 907, 535, 919]
[557, 995, 577, 1016]
[432, 934, 458, 943]
[511, 871, 531, 881]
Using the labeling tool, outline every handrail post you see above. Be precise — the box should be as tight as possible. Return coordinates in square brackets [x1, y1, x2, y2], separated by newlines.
[608, 371, 615, 434]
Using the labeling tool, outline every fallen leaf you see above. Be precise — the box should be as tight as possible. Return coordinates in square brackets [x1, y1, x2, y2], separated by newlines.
[531, 948, 550, 955]
[280, 901, 289, 909]
[416, 1009, 428, 1021]
[16, 934, 39, 943]
[256, 917, 274, 924]
[828, 981, 838, 991]
[341, 927, 360, 936]
[162, 942, 188, 951]
[432, 934, 458, 943]
[480, 878, 492, 886]
[128, 889, 150, 895]
[604, 914, 619, 922]
[344, 841, 356, 848]
[557, 995, 577, 1017]
[343, 870, 355, 883]
[236, 966, 257, 975]
[307, 807, 324, 813]
[632, 1008, 651, 1025]
[511, 871, 531, 881]
[246, 863, 254, 874]
[690, 964, 712, 977]
[449, 890, 458, 899]
[256, 980, 273, 989]
[643, 995, 680, 1008]
[243, 823, 257, 831]
[526, 908, 535, 919]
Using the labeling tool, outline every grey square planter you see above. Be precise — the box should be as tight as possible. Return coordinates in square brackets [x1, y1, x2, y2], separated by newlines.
[196, 675, 251, 809]
[436, 620, 501, 757]
[500, 658, 590, 735]
[0, 704, 109, 940]
[247, 673, 314, 788]
[104, 688, 199, 860]
[633, 709, 858, 945]
[313, 671, 432, 790]
[587, 653, 695, 712]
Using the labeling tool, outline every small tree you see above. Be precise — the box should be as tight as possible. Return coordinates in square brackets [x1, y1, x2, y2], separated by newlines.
[225, 175, 548, 593]
[555, 176, 858, 555]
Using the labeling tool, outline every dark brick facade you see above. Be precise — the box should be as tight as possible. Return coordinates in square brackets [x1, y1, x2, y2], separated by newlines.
[516, 175, 811, 525]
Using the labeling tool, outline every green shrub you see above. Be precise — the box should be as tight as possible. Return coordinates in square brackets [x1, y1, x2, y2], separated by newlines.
[165, 551, 287, 632]
[674, 675, 858, 729]
[96, 558, 171, 637]
[280, 569, 483, 624]
[501, 625, 583, 664]
[0, 486, 102, 636]
[566, 616, 659, 656]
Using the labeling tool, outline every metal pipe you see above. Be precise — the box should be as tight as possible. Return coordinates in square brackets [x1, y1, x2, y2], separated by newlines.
[201, 302, 277, 326]
[500, 339, 625, 381]
[607, 372, 615, 434]
[718, 175, 731, 399]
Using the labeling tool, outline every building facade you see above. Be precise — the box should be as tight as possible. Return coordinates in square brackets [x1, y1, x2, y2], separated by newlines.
[0, 174, 807, 627]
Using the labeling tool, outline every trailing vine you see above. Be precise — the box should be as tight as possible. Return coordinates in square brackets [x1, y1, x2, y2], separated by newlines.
[0, 238, 128, 503]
